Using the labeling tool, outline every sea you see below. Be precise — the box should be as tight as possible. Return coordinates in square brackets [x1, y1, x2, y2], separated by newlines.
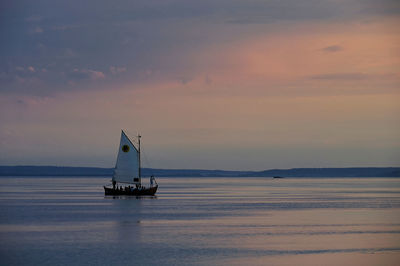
[0, 176, 399, 266]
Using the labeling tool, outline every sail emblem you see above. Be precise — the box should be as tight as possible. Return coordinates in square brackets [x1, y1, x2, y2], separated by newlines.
[122, 145, 130, 152]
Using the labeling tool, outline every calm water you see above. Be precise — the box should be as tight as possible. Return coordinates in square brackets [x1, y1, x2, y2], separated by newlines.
[0, 177, 400, 265]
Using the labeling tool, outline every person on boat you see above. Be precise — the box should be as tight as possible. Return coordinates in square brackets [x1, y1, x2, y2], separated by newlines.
[112, 180, 116, 190]
[150, 175, 155, 187]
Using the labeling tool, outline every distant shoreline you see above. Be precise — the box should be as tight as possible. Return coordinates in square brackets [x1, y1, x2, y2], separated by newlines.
[0, 166, 399, 177]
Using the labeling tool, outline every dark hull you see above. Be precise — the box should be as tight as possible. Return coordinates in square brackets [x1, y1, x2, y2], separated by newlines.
[104, 185, 158, 196]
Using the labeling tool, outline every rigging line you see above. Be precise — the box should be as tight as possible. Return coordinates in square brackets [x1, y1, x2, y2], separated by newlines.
[124, 130, 154, 176]
[123, 129, 140, 146]
[141, 146, 155, 176]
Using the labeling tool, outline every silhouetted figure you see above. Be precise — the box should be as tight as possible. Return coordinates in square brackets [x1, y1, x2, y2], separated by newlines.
[150, 175, 156, 187]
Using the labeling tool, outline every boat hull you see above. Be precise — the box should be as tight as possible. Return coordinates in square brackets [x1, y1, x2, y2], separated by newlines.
[104, 185, 158, 196]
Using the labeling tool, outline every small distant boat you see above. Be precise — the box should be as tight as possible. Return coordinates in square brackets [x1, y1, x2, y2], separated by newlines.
[273, 176, 284, 179]
[104, 130, 158, 196]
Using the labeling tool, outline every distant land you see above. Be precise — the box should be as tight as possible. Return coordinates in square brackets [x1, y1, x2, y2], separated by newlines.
[0, 166, 399, 177]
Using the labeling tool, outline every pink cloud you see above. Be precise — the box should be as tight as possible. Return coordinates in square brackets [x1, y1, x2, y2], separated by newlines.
[88, 70, 105, 80]
[109, 66, 127, 75]
[69, 69, 105, 81]
[29, 27, 43, 34]
[181, 18, 400, 97]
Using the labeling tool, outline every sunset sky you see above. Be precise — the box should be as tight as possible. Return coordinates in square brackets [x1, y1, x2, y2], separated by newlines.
[1, 0, 399, 170]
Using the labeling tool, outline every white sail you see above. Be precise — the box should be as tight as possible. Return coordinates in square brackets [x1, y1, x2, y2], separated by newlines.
[112, 131, 141, 184]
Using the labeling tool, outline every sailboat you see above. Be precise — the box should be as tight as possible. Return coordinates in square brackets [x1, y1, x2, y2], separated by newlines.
[104, 130, 158, 196]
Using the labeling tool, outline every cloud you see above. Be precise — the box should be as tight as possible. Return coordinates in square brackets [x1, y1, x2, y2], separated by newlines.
[310, 73, 368, 80]
[29, 27, 43, 34]
[109, 66, 127, 75]
[1, 0, 399, 98]
[25, 15, 43, 22]
[321, 45, 343, 53]
[14, 95, 53, 107]
[15, 66, 36, 73]
[51, 24, 83, 31]
[64, 48, 76, 57]
[68, 69, 105, 81]
[54, 48, 77, 59]
[179, 77, 192, 85]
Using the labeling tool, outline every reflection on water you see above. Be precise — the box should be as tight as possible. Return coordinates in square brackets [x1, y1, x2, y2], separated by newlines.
[0, 177, 399, 265]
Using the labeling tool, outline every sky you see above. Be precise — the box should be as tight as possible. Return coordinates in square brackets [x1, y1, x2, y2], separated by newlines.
[0, 0, 399, 170]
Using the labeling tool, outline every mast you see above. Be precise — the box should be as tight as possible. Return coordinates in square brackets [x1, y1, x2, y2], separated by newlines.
[138, 134, 141, 180]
